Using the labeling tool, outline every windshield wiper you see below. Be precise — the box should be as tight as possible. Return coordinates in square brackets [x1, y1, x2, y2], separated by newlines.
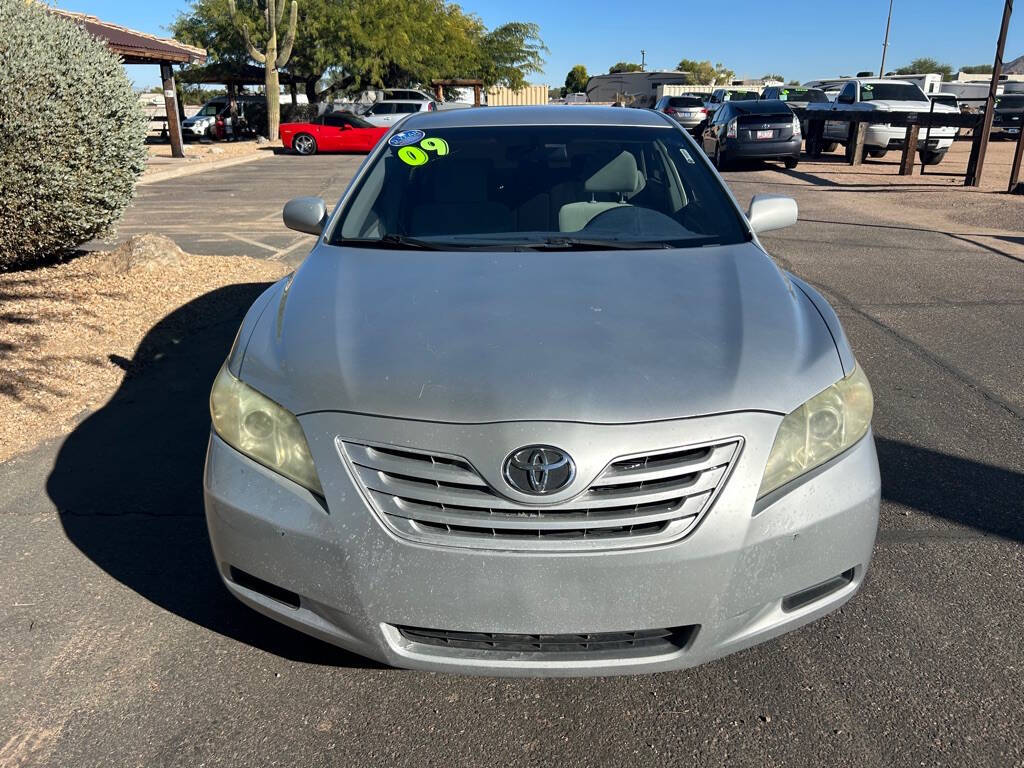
[528, 237, 675, 250]
[341, 234, 446, 250]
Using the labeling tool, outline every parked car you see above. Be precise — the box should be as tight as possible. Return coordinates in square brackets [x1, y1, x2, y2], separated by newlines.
[805, 79, 958, 164]
[702, 99, 801, 169]
[205, 105, 879, 676]
[652, 94, 707, 132]
[280, 112, 388, 155]
[993, 94, 1024, 138]
[761, 86, 830, 134]
[181, 95, 263, 139]
[363, 99, 435, 126]
[704, 89, 761, 120]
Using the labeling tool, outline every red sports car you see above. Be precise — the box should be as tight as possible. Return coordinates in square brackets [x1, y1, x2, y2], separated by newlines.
[281, 112, 388, 155]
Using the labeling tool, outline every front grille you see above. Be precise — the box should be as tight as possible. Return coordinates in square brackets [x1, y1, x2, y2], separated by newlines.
[397, 625, 697, 656]
[338, 437, 740, 551]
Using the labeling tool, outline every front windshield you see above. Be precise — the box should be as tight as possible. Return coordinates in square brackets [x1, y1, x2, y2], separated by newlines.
[997, 95, 1024, 109]
[196, 104, 222, 116]
[860, 83, 928, 102]
[330, 124, 749, 249]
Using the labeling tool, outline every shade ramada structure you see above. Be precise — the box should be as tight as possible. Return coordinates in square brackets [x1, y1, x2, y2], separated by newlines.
[50, 8, 207, 159]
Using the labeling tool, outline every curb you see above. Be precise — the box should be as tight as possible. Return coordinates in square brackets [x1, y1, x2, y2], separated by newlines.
[139, 150, 275, 186]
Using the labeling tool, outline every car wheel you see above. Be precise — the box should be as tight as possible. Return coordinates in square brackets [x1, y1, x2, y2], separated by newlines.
[868, 149, 888, 158]
[293, 133, 317, 156]
[714, 146, 729, 171]
[783, 157, 798, 169]
[919, 149, 946, 166]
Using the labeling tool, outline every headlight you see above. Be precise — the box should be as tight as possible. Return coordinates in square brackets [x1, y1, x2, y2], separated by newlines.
[210, 365, 323, 495]
[758, 365, 873, 498]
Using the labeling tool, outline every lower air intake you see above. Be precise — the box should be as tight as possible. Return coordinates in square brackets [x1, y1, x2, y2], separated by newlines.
[396, 625, 698, 655]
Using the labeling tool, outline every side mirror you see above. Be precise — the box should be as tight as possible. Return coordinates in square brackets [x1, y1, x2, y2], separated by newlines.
[283, 196, 327, 236]
[748, 195, 798, 234]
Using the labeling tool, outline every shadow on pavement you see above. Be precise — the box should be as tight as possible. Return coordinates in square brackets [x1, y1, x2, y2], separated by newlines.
[876, 437, 1023, 542]
[44, 284, 1023, 663]
[46, 283, 379, 668]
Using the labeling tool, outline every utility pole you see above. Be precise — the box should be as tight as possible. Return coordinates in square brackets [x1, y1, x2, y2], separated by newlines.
[641, 50, 647, 71]
[879, 0, 894, 76]
[966, 0, 1013, 187]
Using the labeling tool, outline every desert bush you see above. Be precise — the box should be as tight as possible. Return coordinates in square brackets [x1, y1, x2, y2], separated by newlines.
[0, 0, 148, 270]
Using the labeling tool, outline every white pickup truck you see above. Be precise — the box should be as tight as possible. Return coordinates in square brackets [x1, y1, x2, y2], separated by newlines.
[805, 78, 958, 165]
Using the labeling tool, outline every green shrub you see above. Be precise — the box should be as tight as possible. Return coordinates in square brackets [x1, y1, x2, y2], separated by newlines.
[0, 0, 148, 270]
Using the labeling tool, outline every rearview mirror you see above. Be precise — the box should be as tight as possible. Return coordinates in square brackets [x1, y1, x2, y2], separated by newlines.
[747, 195, 798, 234]
[283, 196, 327, 236]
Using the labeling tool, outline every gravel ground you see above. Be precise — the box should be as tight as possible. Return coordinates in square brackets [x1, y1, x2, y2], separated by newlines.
[0, 236, 286, 461]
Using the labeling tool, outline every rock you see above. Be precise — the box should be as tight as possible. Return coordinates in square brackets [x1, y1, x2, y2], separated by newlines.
[90, 234, 189, 274]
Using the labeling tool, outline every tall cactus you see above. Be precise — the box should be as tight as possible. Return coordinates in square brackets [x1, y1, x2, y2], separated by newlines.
[227, 0, 298, 140]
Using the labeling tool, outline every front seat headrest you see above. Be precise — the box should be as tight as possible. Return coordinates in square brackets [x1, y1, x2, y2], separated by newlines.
[584, 151, 641, 196]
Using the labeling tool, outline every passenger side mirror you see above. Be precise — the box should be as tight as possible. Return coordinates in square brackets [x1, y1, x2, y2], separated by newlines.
[283, 196, 327, 236]
[747, 195, 798, 234]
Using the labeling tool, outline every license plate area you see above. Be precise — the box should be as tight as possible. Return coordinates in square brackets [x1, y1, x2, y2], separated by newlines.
[756, 129, 774, 140]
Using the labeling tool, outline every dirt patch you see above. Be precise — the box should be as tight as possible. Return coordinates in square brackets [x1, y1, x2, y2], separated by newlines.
[143, 139, 280, 179]
[0, 235, 287, 461]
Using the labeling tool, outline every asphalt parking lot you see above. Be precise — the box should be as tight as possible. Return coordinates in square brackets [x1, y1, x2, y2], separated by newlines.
[2, 150, 1023, 767]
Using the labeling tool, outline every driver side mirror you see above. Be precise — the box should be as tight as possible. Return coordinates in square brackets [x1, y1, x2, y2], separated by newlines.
[747, 195, 798, 234]
[283, 196, 327, 236]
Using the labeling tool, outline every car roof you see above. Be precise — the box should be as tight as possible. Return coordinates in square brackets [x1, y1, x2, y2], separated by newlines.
[857, 78, 914, 85]
[400, 105, 671, 129]
[376, 99, 428, 104]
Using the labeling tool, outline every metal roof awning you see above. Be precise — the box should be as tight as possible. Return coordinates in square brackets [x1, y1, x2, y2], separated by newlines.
[178, 62, 305, 87]
[49, 8, 206, 65]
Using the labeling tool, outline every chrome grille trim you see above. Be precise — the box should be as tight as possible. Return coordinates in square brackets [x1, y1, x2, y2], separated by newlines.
[338, 437, 741, 551]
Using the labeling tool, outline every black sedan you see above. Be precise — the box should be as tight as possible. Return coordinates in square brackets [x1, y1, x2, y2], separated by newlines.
[994, 94, 1024, 139]
[702, 100, 801, 170]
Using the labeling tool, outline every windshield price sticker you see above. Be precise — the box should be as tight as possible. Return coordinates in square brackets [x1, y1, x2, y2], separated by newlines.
[388, 129, 425, 147]
[397, 137, 450, 166]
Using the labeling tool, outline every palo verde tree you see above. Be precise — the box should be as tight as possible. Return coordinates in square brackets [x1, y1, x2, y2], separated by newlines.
[608, 61, 642, 74]
[894, 57, 953, 81]
[677, 59, 734, 85]
[226, 0, 299, 139]
[0, 0, 147, 269]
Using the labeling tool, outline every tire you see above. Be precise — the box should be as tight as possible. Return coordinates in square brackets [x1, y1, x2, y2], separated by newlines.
[714, 145, 729, 171]
[293, 133, 317, 156]
[783, 157, 798, 169]
[919, 149, 946, 166]
[868, 149, 888, 158]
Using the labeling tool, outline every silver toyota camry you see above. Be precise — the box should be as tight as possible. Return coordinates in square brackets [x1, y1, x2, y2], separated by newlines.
[204, 106, 880, 676]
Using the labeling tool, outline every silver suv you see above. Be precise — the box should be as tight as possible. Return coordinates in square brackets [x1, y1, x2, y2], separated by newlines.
[205, 106, 880, 677]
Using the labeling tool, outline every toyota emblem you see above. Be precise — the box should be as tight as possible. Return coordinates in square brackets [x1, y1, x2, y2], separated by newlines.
[503, 446, 575, 495]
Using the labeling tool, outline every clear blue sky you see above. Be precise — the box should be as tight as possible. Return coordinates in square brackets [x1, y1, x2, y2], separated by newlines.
[56, 0, 1022, 88]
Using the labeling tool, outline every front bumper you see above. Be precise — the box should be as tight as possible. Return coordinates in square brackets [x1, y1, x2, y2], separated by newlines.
[204, 411, 880, 677]
[865, 125, 954, 151]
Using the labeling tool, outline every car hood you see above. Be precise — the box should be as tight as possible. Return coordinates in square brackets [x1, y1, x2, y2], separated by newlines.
[239, 242, 845, 423]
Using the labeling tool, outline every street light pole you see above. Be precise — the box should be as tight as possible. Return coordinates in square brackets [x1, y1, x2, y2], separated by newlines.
[879, 0, 894, 76]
